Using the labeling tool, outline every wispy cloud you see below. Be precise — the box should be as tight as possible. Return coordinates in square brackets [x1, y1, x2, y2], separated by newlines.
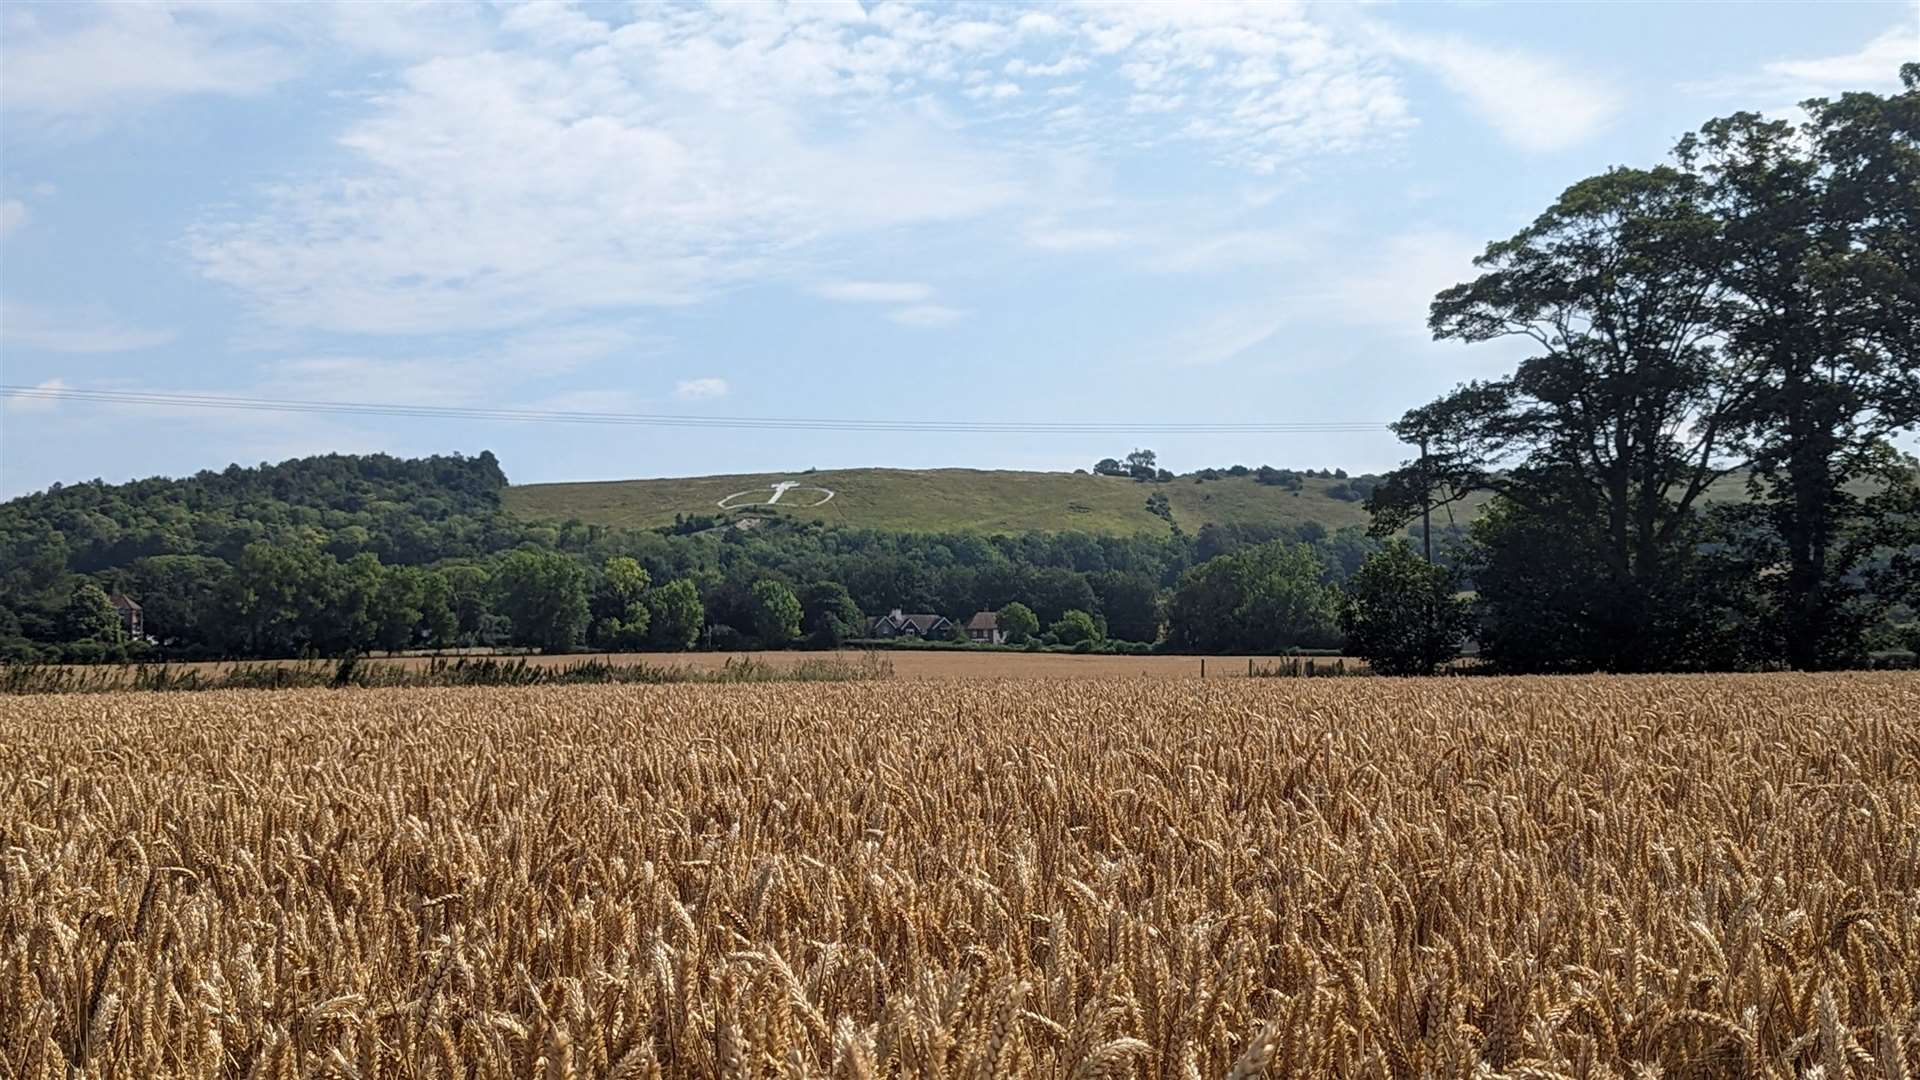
[1373, 28, 1622, 152]
[1684, 23, 1918, 104]
[1322, 229, 1483, 333]
[0, 4, 293, 117]
[0, 300, 177, 353]
[0, 199, 26, 238]
[1024, 224, 1133, 252]
[2, 378, 68, 415]
[1150, 305, 1287, 368]
[674, 377, 730, 401]
[116, 2, 1443, 335]
[813, 282, 936, 304]
[889, 305, 967, 328]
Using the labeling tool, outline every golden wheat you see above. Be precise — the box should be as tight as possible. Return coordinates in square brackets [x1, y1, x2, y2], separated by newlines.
[3, 674, 1917, 1078]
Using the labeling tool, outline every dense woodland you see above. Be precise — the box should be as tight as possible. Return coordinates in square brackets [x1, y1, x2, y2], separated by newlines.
[0, 450, 1405, 662]
[3, 70, 1916, 674]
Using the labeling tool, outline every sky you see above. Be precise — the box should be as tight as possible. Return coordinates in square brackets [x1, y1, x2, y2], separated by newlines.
[1, 1, 1915, 498]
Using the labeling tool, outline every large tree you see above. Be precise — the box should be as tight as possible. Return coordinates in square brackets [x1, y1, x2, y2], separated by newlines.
[1339, 540, 1471, 676]
[1165, 541, 1339, 653]
[62, 582, 123, 643]
[1674, 67, 1920, 667]
[1369, 165, 1752, 671]
[645, 579, 705, 651]
[749, 580, 802, 649]
[491, 548, 590, 653]
[800, 581, 863, 648]
[1089, 571, 1162, 644]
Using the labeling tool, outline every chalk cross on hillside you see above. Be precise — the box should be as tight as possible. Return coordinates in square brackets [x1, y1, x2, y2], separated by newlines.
[716, 481, 836, 510]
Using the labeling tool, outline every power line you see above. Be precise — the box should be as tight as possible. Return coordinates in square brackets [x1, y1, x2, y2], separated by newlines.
[0, 384, 1391, 435]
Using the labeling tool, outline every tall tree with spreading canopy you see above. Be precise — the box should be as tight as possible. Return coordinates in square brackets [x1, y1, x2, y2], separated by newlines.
[1675, 66, 1920, 668]
[1368, 165, 1751, 671]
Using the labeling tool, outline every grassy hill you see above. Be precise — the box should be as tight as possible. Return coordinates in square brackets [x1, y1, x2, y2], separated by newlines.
[505, 467, 1490, 536]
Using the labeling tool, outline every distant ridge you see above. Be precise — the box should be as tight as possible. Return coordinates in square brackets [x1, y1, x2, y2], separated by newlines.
[504, 466, 1436, 537]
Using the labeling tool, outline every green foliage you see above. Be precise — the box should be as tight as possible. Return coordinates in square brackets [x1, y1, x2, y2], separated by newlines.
[63, 583, 122, 643]
[749, 580, 803, 649]
[442, 564, 493, 642]
[1048, 609, 1103, 646]
[587, 557, 654, 650]
[369, 564, 426, 652]
[996, 602, 1039, 645]
[118, 555, 228, 649]
[1365, 75, 1919, 673]
[1339, 541, 1471, 676]
[491, 549, 590, 652]
[645, 579, 704, 651]
[417, 570, 457, 648]
[801, 581, 863, 649]
[1089, 571, 1162, 644]
[601, 556, 651, 604]
[0, 452, 508, 589]
[1166, 541, 1340, 653]
[1674, 81, 1920, 669]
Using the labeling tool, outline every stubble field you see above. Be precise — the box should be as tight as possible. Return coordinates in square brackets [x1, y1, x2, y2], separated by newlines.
[4, 674, 1918, 1078]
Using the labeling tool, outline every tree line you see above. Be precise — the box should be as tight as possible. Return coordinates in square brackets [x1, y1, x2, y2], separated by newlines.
[1, 450, 1417, 662]
[1366, 67, 1919, 672]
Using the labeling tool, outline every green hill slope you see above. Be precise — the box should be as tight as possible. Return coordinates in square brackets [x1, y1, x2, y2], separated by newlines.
[505, 467, 1479, 536]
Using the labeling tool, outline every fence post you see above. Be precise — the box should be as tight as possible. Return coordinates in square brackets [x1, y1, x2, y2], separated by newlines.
[1200, 658, 1206, 679]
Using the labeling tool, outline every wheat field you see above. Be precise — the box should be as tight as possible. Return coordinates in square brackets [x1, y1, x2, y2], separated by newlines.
[3, 675, 1917, 1078]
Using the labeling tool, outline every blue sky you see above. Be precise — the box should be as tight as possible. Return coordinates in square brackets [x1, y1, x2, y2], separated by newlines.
[2, 1, 1915, 498]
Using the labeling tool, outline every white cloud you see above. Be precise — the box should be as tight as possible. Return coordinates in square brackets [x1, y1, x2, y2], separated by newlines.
[0, 300, 177, 353]
[1685, 23, 1918, 103]
[813, 281, 936, 304]
[0, 4, 292, 116]
[0, 199, 25, 238]
[1759, 24, 1917, 90]
[2, 378, 69, 415]
[1015, 12, 1067, 38]
[526, 388, 650, 414]
[258, 357, 482, 408]
[1323, 229, 1482, 332]
[1150, 305, 1286, 367]
[964, 80, 1024, 102]
[188, 39, 1024, 334]
[1375, 28, 1622, 152]
[1007, 54, 1090, 78]
[674, 377, 730, 400]
[1149, 228, 1307, 274]
[889, 305, 966, 328]
[1024, 224, 1133, 252]
[12, 3, 1547, 344]
[250, 322, 651, 407]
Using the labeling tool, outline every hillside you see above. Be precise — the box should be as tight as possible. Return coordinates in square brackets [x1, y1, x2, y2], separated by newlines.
[504, 467, 1471, 536]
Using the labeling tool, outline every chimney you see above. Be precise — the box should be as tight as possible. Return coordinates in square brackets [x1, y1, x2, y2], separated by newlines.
[890, 609, 903, 619]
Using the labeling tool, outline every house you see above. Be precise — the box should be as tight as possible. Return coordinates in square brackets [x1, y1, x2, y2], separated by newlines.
[964, 611, 1004, 645]
[107, 593, 143, 639]
[867, 609, 953, 640]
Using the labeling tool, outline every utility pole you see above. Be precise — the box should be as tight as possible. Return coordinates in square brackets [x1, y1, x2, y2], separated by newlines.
[1420, 435, 1432, 565]
[1420, 434, 1434, 672]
